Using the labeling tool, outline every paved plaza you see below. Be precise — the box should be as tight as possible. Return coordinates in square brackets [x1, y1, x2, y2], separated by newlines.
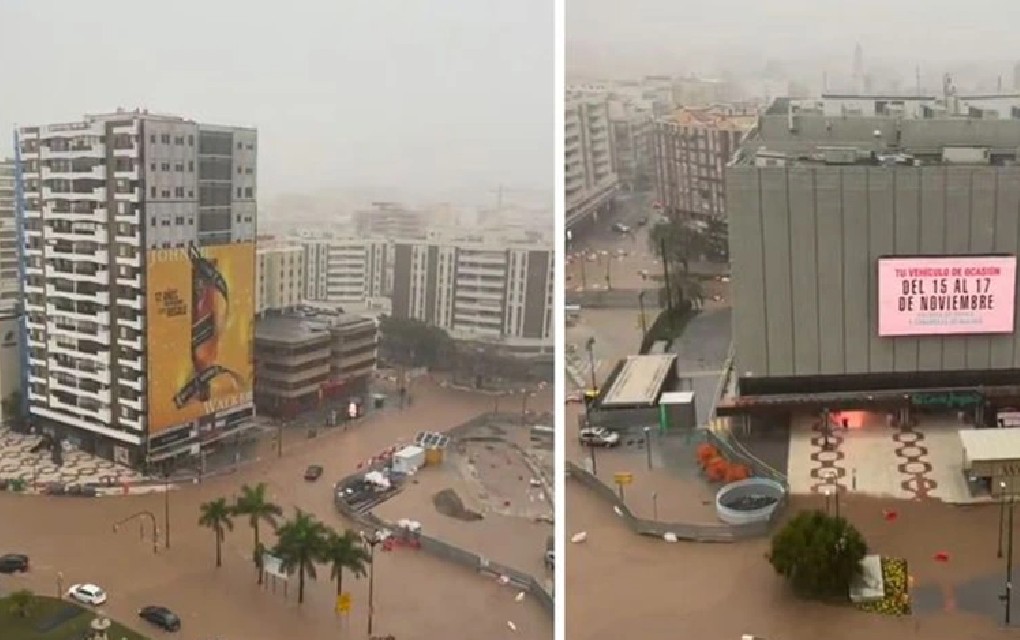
[787, 413, 973, 503]
[0, 428, 146, 486]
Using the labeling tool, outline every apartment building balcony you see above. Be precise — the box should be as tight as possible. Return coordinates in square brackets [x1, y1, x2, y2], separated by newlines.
[119, 357, 144, 372]
[114, 209, 141, 225]
[118, 375, 145, 392]
[46, 304, 109, 325]
[454, 288, 504, 302]
[46, 284, 110, 305]
[48, 323, 111, 347]
[116, 274, 143, 288]
[458, 252, 507, 266]
[45, 263, 108, 283]
[117, 294, 143, 311]
[49, 358, 109, 383]
[453, 312, 503, 327]
[48, 394, 112, 424]
[258, 347, 331, 367]
[116, 314, 143, 332]
[115, 232, 142, 248]
[120, 395, 144, 412]
[456, 265, 506, 278]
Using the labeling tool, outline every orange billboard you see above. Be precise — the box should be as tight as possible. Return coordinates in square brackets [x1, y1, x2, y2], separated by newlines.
[146, 243, 255, 434]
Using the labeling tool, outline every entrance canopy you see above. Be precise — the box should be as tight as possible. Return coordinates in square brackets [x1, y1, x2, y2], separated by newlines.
[601, 354, 676, 408]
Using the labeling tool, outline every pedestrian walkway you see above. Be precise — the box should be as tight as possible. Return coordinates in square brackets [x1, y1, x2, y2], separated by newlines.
[786, 413, 973, 502]
[0, 428, 146, 486]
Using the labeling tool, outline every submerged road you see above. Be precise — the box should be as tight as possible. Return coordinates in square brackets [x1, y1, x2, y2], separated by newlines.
[0, 379, 553, 640]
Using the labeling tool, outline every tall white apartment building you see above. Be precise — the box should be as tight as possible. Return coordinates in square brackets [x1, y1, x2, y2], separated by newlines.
[565, 92, 619, 229]
[299, 234, 392, 304]
[391, 230, 554, 358]
[0, 160, 20, 308]
[16, 109, 257, 468]
[256, 236, 304, 314]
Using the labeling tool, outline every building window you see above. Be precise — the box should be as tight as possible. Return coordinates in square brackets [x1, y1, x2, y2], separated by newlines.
[161, 219, 170, 226]
[246, 143, 253, 150]
[188, 161, 194, 172]
[244, 187, 253, 199]
[175, 216, 185, 225]
[237, 141, 242, 150]
[174, 136, 185, 145]
[150, 163, 156, 171]
[236, 187, 242, 198]
[174, 187, 184, 198]
[150, 186, 156, 198]
[188, 135, 194, 146]
[237, 166, 242, 174]
[161, 189, 170, 198]
[150, 217, 156, 226]
[188, 190, 194, 198]
[160, 134, 171, 144]
[175, 163, 184, 172]
[161, 162, 170, 171]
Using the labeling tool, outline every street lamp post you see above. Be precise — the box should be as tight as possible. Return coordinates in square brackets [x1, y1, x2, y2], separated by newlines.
[361, 531, 382, 637]
[163, 474, 171, 550]
[113, 511, 159, 554]
[1001, 479, 1016, 626]
[1000, 480, 1008, 559]
[520, 390, 531, 426]
[585, 337, 598, 391]
[651, 492, 658, 520]
[605, 255, 613, 290]
[643, 426, 653, 470]
[637, 290, 648, 338]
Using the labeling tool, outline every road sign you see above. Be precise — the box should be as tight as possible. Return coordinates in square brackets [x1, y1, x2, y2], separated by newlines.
[336, 592, 352, 614]
[613, 472, 633, 486]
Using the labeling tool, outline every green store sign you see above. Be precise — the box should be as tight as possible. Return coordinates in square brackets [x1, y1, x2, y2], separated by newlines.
[910, 391, 983, 409]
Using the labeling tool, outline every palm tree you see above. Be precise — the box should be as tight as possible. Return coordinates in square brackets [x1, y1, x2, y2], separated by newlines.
[323, 528, 372, 597]
[272, 509, 329, 604]
[233, 482, 282, 582]
[198, 497, 234, 568]
[8, 588, 34, 618]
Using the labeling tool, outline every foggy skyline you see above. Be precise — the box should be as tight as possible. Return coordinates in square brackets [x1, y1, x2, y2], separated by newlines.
[0, 0, 553, 201]
[568, 0, 1020, 81]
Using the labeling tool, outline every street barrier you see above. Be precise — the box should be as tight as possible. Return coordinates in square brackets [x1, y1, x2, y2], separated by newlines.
[334, 412, 554, 617]
[566, 460, 785, 542]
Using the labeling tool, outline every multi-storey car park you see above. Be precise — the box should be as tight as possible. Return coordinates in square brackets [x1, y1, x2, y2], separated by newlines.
[15, 109, 257, 470]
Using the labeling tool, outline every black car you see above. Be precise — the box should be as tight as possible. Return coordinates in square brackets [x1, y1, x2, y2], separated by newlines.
[304, 464, 324, 481]
[139, 605, 181, 632]
[0, 553, 29, 573]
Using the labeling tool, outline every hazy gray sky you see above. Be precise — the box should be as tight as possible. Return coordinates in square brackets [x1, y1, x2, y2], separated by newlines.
[0, 0, 553, 200]
[568, 0, 1020, 76]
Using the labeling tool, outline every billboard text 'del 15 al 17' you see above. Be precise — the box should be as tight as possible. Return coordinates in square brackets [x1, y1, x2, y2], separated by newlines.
[877, 255, 1017, 337]
[146, 243, 255, 434]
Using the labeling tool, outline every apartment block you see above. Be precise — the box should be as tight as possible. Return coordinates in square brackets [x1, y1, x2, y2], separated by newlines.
[299, 234, 391, 305]
[0, 159, 19, 309]
[565, 92, 619, 228]
[254, 307, 377, 417]
[353, 202, 426, 239]
[16, 109, 257, 469]
[609, 101, 654, 191]
[256, 236, 304, 314]
[390, 231, 554, 358]
[653, 105, 756, 220]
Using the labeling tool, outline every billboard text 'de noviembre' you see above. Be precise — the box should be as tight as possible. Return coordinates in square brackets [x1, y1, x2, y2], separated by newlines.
[877, 255, 1018, 337]
[146, 243, 254, 434]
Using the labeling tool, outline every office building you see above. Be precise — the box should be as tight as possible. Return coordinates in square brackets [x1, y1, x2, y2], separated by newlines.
[256, 236, 304, 314]
[653, 105, 756, 220]
[721, 96, 1020, 425]
[391, 229, 554, 359]
[565, 92, 619, 228]
[16, 109, 257, 468]
[254, 307, 377, 417]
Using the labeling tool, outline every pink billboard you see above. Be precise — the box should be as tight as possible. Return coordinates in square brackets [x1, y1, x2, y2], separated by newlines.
[877, 256, 1017, 336]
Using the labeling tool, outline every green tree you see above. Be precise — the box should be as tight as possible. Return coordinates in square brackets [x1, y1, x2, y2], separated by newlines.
[378, 316, 456, 369]
[323, 528, 372, 597]
[7, 588, 34, 618]
[768, 509, 869, 599]
[273, 509, 330, 604]
[233, 482, 282, 583]
[198, 497, 235, 568]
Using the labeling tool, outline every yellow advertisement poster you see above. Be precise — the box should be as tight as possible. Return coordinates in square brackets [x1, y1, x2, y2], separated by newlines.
[146, 242, 255, 434]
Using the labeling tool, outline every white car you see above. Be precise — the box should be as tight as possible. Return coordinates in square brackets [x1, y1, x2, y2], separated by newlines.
[67, 583, 107, 605]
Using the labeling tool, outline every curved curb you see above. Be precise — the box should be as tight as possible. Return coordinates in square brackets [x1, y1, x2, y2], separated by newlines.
[333, 413, 554, 617]
[566, 460, 786, 543]
[715, 478, 786, 525]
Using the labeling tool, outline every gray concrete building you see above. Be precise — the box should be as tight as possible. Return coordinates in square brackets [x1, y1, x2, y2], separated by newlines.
[726, 97, 1020, 410]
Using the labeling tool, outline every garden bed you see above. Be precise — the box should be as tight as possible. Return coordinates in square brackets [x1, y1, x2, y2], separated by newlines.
[855, 557, 911, 616]
[0, 594, 149, 640]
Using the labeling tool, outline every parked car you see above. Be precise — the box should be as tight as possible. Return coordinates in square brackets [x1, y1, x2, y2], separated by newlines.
[67, 583, 107, 606]
[578, 427, 620, 447]
[611, 222, 631, 233]
[0, 553, 29, 573]
[304, 464, 324, 482]
[139, 605, 182, 632]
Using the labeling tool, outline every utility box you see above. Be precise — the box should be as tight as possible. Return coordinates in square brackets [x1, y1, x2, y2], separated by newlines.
[659, 391, 696, 431]
[392, 445, 426, 474]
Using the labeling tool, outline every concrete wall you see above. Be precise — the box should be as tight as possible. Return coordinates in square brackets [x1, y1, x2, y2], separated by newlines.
[728, 165, 1020, 378]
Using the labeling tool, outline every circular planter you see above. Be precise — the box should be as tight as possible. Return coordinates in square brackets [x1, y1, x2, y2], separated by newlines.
[715, 478, 786, 525]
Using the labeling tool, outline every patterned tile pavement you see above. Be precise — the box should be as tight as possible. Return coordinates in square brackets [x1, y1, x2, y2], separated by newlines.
[0, 428, 146, 486]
